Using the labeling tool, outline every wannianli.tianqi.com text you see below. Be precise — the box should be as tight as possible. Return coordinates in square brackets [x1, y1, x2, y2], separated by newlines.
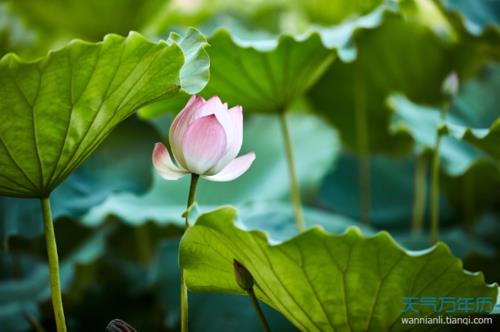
[401, 316, 494, 326]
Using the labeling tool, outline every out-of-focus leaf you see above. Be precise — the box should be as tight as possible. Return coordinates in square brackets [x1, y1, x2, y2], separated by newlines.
[82, 114, 339, 227]
[394, 228, 495, 258]
[442, 0, 500, 34]
[0, 116, 160, 244]
[309, 1, 497, 154]
[5, 0, 170, 40]
[200, 4, 399, 114]
[237, 201, 374, 242]
[0, 4, 39, 57]
[200, 29, 335, 113]
[142, 4, 393, 118]
[0, 28, 208, 199]
[389, 94, 500, 170]
[0, 223, 113, 332]
[180, 207, 498, 331]
[298, 0, 383, 25]
[309, 14, 446, 154]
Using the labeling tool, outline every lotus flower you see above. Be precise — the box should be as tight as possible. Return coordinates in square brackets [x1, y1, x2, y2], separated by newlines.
[153, 96, 255, 181]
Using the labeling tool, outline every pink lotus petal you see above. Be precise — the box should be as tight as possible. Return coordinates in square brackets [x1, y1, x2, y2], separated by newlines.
[198, 96, 233, 141]
[203, 152, 256, 182]
[181, 114, 228, 175]
[209, 105, 243, 174]
[169, 96, 206, 166]
[152, 143, 187, 180]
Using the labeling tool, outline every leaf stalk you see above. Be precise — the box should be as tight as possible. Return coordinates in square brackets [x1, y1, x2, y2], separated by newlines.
[40, 197, 67, 332]
[279, 112, 305, 233]
[180, 173, 199, 332]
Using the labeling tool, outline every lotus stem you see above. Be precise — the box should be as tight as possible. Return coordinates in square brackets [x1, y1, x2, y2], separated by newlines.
[430, 104, 448, 244]
[24, 312, 47, 332]
[248, 288, 271, 332]
[180, 173, 199, 332]
[354, 56, 371, 225]
[357, 153, 371, 225]
[234, 260, 271, 332]
[412, 154, 428, 233]
[40, 197, 67, 332]
[430, 135, 442, 244]
[279, 111, 305, 233]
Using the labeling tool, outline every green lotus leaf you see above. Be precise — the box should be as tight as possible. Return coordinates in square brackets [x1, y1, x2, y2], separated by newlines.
[308, 13, 448, 154]
[138, 4, 391, 118]
[4, 0, 170, 40]
[180, 207, 498, 331]
[81, 114, 339, 227]
[0, 116, 160, 243]
[197, 4, 393, 114]
[308, 1, 498, 154]
[0, 28, 208, 198]
[201, 30, 334, 113]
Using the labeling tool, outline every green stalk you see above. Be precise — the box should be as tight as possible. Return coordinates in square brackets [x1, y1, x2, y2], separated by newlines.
[412, 154, 428, 233]
[430, 135, 442, 244]
[180, 174, 199, 332]
[248, 288, 271, 332]
[279, 112, 305, 233]
[24, 312, 47, 332]
[430, 104, 448, 244]
[40, 197, 67, 332]
[354, 54, 371, 225]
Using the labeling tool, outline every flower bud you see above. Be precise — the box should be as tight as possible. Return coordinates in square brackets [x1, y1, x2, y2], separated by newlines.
[153, 95, 255, 182]
[442, 72, 459, 97]
[106, 319, 137, 332]
[233, 259, 254, 292]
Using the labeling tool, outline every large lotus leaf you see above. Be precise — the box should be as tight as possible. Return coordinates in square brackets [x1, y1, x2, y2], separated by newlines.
[180, 207, 498, 331]
[308, 3, 497, 154]
[138, 5, 391, 118]
[0, 222, 113, 332]
[200, 30, 334, 113]
[198, 4, 396, 115]
[81, 114, 339, 227]
[0, 28, 208, 199]
[4, 0, 169, 40]
[0, 116, 160, 244]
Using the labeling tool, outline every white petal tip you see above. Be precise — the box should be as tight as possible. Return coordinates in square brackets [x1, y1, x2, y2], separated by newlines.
[203, 152, 256, 182]
[152, 143, 187, 181]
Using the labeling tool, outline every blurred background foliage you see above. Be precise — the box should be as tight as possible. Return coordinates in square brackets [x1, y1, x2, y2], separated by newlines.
[0, 0, 499, 331]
